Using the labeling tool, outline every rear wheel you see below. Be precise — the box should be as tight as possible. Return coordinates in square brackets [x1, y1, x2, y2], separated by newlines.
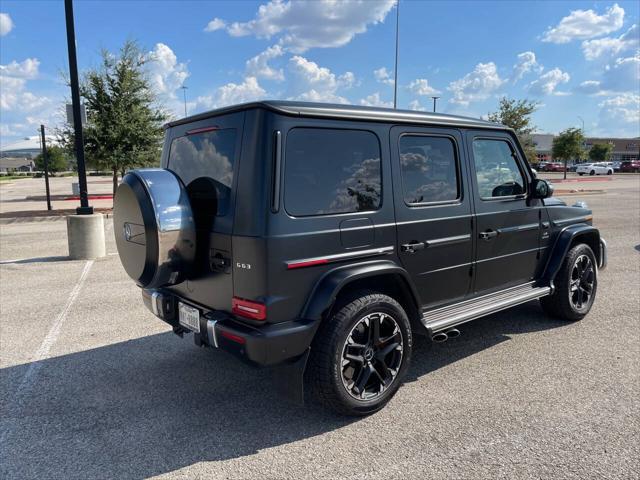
[541, 243, 597, 321]
[590, 170, 595, 176]
[607, 169, 613, 175]
[307, 292, 412, 416]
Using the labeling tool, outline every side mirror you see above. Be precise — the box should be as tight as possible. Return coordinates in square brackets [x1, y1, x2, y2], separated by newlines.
[532, 178, 554, 199]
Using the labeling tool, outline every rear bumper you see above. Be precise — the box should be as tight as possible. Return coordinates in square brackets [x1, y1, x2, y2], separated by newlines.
[142, 289, 319, 366]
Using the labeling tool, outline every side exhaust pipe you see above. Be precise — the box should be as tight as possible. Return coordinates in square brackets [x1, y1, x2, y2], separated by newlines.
[432, 331, 448, 343]
[431, 328, 461, 343]
[445, 328, 461, 339]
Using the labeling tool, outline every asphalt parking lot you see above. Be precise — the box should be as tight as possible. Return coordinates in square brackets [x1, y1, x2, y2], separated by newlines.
[1, 174, 639, 479]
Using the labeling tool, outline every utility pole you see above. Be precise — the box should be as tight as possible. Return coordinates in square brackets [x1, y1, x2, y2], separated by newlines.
[181, 85, 188, 117]
[40, 125, 52, 211]
[431, 96, 440, 113]
[393, 0, 400, 109]
[64, 0, 92, 215]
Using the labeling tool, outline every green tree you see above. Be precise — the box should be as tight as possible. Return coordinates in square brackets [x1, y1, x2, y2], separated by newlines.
[34, 145, 69, 173]
[69, 40, 167, 195]
[588, 143, 613, 162]
[552, 127, 586, 179]
[488, 97, 539, 165]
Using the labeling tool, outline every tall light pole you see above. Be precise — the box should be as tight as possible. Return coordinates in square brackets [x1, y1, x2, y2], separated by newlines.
[393, 0, 400, 109]
[577, 116, 585, 134]
[64, 0, 92, 214]
[431, 96, 440, 113]
[181, 85, 188, 117]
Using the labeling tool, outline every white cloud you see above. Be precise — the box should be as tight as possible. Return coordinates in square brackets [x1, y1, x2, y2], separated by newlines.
[511, 51, 543, 82]
[214, 0, 395, 53]
[338, 71, 357, 89]
[596, 93, 640, 136]
[204, 18, 226, 32]
[0, 12, 13, 36]
[407, 99, 426, 111]
[581, 25, 639, 60]
[245, 44, 285, 81]
[359, 92, 392, 108]
[602, 53, 640, 91]
[195, 76, 267, 110]
[0, 58, 39, 79]
[447, 62, 504, 105]
[374, 67, 394, 86]
[407, 78, 440, 96]
[287, 55, 350, 103]
[575, 53, 639, 96]
[147, 43, 189, 97]
[542, 3, 625, 43]
[528, 68, 571, 96]
[0, 58, 50, 112]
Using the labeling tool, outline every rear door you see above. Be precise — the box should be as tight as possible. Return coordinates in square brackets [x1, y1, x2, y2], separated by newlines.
[391, 126, 473, 308]
[466, 131, 541, 293]
[162, 111, 244, 311]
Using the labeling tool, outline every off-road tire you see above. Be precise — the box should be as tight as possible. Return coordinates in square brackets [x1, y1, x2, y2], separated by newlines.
[306, 292, 412, 416]
[540, 243, 598, 321]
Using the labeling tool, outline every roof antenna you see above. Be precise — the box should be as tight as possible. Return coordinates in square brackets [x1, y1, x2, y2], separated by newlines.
[393, 0, 400, 109]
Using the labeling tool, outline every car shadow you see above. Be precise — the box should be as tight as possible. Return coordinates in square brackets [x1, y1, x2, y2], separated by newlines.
[0, 256, 71, 265]
[0, 301, 566, 479]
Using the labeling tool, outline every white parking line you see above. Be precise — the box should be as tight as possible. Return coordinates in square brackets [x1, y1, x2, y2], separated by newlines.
[0, 259, 94, 445]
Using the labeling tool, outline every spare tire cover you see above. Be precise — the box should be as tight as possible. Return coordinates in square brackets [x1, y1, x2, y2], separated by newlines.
[113, 168, 196, 288]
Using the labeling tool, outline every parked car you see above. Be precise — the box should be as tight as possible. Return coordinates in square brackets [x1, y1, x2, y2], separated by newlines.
[113, 101, 607, 415]
[620, 160, 640, 173]
[612, 161, 622, 172]
[576, 162, 614, 176]
[542, 162, 566, 172]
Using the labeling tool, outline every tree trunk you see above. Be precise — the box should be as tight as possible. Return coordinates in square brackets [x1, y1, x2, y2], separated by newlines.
[563, 159, 567, 180]
[112, 167, 118, 197]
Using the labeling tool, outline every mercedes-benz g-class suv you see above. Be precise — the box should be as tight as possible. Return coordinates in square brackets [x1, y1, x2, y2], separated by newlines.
[114, 101, 607, 415]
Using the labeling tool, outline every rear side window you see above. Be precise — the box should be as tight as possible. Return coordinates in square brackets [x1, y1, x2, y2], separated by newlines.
[472, 139, 526, 199]
[284, 128, 382, 216]
[399, 135, 460, 204]
[168, 129, 237, 215]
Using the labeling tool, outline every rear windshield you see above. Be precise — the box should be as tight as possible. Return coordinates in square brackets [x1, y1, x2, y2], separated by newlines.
[168, 129, 237, 216]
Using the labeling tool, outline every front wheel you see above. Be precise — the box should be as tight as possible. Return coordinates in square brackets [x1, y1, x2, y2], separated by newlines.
[306, 292, 412, 416]
[540, 243, 598, 321]
[607, 170, 613, 175]
[590, 170, 596, 176]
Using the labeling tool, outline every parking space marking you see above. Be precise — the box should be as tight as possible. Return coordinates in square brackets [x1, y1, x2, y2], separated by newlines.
[0, 260, 94, 445]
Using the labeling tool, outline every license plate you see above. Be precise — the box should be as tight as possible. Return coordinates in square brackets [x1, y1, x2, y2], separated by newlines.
[178, 302, 200, 333]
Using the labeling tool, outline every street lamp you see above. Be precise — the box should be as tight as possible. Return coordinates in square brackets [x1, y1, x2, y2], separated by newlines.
[181, 85, 188, 117]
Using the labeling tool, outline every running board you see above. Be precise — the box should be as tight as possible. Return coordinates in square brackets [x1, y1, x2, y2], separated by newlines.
[422, 283, 551, 334]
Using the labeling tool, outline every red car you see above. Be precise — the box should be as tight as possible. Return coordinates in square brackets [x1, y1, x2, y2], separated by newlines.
[542, 162, 566, 172]
[620, 161, 640, 173]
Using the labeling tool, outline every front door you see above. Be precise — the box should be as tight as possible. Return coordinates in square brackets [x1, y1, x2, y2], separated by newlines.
[391, 126, 473, 308]
[466, 131, 541, 293]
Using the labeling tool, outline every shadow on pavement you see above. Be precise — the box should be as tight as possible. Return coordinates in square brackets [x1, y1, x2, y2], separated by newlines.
[0, 256, 71, 265]
[0, 301, 566, 479]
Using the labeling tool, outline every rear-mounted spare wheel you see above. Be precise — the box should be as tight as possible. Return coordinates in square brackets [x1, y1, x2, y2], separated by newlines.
[113, 168, 196, 288]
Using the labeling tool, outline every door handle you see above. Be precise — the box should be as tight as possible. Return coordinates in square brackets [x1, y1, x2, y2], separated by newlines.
[401, 241, 425, 253]
[479, 230, 498, 240]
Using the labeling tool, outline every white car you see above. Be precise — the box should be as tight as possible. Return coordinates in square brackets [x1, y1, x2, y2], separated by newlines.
[576, 163, 614, 176]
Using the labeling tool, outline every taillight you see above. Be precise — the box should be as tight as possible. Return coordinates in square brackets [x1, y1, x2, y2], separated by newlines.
[232, 297, 266, 321]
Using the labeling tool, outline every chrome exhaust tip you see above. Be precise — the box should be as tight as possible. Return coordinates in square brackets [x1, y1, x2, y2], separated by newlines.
[445, 328, 461, 339]
[432, 331, 448, 343]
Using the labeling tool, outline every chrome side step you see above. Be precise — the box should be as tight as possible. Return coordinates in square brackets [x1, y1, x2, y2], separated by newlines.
[422, 282, 551, 334]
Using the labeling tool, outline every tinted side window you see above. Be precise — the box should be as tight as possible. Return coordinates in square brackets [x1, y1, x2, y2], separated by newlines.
[284, 128, 381, 216]
[399, 135, 459, 204]
[168, 129, 237, 216]
[472, 139, 525, 199]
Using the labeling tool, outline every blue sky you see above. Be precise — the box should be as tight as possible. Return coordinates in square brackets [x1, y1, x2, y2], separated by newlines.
[1, 0, 639, 146]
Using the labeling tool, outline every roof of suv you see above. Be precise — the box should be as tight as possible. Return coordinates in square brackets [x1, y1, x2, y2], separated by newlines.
[166, 100, 507, 131]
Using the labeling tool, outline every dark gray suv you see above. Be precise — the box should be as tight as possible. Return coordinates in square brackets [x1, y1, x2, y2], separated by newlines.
[114, 101, 607, 415]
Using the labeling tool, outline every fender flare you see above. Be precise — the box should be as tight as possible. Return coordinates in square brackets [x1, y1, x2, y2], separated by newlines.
[301, 260, 420, 322]
[541, 223, 601, 288]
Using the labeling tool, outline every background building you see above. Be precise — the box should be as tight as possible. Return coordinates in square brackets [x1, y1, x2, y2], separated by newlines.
[532, 134, 640, 163]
